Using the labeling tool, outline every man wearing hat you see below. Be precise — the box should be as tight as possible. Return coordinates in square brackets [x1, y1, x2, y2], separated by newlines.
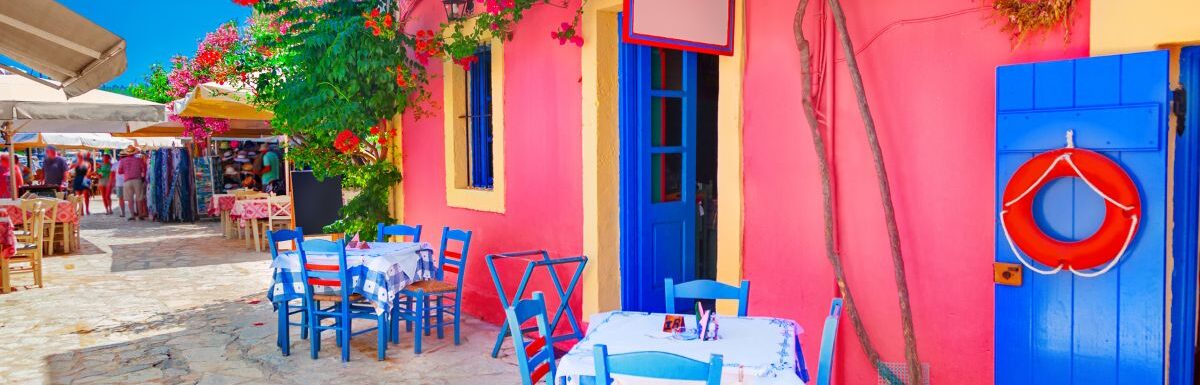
[42, 146, 68, 189]
[117, 146, 147, 220]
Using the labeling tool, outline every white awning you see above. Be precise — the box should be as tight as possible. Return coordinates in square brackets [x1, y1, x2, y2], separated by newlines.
[0, 74, 165, 133]
[0, 0, 127, 97]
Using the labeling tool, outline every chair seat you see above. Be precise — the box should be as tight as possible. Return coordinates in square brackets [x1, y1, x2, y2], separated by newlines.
[13, 230, 30, 237]
[312, 292, 364, 302]
[405, 279, 458, 294]
[16, 242, 37, 250]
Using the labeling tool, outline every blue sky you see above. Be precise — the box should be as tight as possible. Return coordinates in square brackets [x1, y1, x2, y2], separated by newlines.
[0, 0, 250, 87]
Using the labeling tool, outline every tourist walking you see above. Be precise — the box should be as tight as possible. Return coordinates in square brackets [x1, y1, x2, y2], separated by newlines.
[97, 153, 114, 214]
[258, 144, 283, 194]
[117, 146, 147, 220]
[71, 151, 94, 214]
[42, 146, 68, 190]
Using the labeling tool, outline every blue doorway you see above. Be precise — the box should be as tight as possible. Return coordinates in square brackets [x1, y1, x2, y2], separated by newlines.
[617, 18, 720, 313]
[1170, 45, 1200, 385]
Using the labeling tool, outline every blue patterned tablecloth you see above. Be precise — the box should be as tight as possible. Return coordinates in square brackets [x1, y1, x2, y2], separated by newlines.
[268, 242, 434, 315]
[556, 311, 808, 385]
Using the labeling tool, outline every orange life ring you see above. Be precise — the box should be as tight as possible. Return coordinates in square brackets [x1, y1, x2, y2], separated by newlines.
[1000, 147, 1141, 272]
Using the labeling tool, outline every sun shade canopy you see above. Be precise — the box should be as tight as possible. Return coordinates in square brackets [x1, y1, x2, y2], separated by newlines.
[176, 82, 273, 121]
[0, 74, 166, 133]
[11, 132, 132, 150]
[122, 119, 275, 139]
[0, 0, 127, 97]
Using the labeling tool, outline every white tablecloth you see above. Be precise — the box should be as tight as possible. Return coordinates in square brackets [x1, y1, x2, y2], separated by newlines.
[556, 311, 808, 385]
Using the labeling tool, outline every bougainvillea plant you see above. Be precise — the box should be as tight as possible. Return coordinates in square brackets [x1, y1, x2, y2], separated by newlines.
[431, 0, 588, 65]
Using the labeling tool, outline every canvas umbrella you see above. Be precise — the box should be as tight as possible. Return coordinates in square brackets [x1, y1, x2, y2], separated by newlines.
[175, 82, 273, 121]
[0, 0, 128, 97]
[0, 74, 165, 198]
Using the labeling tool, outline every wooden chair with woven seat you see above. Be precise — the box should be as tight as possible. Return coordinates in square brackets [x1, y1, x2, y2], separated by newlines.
[297, 238, 389, 362]
[1, 206, 45, 293]
[33, 198, 62, 255]
[396, 226, 472, 354]
[255, 195, 293, 251]
[14, 199, 38, 239]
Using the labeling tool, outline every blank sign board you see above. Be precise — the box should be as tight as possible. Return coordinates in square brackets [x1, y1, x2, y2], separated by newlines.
[623, 0, 734, 56]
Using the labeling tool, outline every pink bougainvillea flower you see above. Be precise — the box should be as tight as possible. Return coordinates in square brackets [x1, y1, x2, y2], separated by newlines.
[570, 35, 584, 47]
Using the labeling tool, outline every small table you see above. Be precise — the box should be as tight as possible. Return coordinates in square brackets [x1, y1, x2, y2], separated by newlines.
[229, 198, 274, 250]
[556, 311, 809, 385]
[209, 194, 237, 238]
[267, 242, 435, 315]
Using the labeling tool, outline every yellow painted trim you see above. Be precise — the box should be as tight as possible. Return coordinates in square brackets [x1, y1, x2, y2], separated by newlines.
[389, 114, 404, 223]
[581, 0, 746, 318]
[443, 38, 506, 213]
[714, 0, 746, 315]
[581, 0, 624, 319]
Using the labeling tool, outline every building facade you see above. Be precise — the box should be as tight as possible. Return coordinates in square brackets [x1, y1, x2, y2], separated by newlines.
[390, 0, 1200, 383]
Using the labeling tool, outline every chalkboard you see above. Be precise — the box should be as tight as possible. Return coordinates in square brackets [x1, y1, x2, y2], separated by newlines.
[290, 170, 343, 235]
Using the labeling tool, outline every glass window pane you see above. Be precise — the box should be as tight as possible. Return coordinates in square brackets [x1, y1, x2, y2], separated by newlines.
[650, 48, 682, 91]
[650, 97, 682, 147]
[651, 153, 682, 203]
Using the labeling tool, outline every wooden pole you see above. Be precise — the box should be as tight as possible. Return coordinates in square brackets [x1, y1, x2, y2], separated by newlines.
[792, 1, 901, 384]
[826, 0, 922, 383]
[4, 122, 17, 199]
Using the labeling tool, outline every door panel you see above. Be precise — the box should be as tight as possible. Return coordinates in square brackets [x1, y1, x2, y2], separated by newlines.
[619, 17, 698, 313]
[994, 51, 1169, 385]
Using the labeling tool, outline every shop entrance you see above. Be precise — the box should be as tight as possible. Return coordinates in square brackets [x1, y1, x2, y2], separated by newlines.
[617, 18, 720, 313]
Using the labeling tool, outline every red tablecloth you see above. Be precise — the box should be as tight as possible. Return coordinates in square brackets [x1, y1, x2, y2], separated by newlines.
[229, 199, 273, 226]
[0, 201, 77, 225]
[0, 217, 14, 259]
[208, 195, 236, 215]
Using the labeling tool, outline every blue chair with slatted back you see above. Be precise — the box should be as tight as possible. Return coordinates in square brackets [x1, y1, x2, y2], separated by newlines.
[376, 223, 422, 243]
[268, 228, 308, 356]
[593, 344, 723, 385]
[815, 298, 844, 385]
[297, 239, 389, 361]
[398, 226, 472, 354]
[506, 292, 556, 385]
[664, 278, 751, 316]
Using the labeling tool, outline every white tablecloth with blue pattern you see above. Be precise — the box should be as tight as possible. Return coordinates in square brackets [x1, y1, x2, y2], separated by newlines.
[556, 311, 808, 385]
[268, 242, 434, 315]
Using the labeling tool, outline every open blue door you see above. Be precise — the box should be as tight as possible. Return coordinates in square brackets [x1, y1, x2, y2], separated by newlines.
[619, 18, 698, 313]
[994, 51, 1169, 385]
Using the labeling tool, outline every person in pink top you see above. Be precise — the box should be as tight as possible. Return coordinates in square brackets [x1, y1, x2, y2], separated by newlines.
[117, 146, 148, 220]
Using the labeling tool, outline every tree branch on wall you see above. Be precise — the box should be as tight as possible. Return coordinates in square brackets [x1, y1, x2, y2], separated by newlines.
[826, 0, 923, 383]
[791, 1, 902, 384]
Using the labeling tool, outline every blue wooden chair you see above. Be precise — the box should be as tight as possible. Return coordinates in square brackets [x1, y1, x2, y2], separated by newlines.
[396, 226, 472, 354]
[593, 344, 723, 385]
[297, 239, 389, 361]
[664, 278, 751, 316]
[506, 292, 556, 385]
[815, 298, 844, 385]
[376, 223, 422, 243]
[267, 227, 307, 356]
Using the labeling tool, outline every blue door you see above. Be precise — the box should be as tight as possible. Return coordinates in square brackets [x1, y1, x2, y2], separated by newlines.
[619, 21, 698, 313]
[994, 51, 1169, 385]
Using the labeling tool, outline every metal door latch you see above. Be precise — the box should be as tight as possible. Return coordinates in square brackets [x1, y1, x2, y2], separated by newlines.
[994, 262, 1023, 286]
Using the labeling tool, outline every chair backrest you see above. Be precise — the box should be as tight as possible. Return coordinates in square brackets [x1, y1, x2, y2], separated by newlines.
[266, 196, 292, 220]
[815, 298, 844, 385]
[296, 239, 351, 303]
[436, 227, 472, 285]
[34, 198, 58, 223]
[23, 208, 46, 250]
[506, 292, 556, 385]
[267, 227, 304, 259]
[18, 199, 39, 226]
[376, 223, 422, 243]
[593, 344, 723, 385]
[664, 278, 751, 316]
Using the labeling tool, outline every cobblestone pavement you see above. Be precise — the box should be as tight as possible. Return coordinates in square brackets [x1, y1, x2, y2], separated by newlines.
[0, 202, 518, 384]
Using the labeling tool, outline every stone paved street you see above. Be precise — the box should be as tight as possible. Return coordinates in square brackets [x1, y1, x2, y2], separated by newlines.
[0, 202, 518, 384]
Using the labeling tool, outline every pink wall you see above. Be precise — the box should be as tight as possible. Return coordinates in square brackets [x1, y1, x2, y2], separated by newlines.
[401, 0, 584, 326]
[742, 1, 1089, 384]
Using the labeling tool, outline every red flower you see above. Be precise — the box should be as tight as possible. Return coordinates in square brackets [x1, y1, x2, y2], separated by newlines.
[371, 8, 381, 18]
[383, 14, 394, 29]
[232, 0, 258, 6]
[333, 130, 360, 153]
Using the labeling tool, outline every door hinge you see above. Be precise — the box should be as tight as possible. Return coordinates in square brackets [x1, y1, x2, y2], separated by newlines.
[1174, 87, 1187, 135]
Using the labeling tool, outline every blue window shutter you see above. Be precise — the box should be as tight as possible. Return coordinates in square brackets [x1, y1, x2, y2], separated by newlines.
[466, 47, 495, 189]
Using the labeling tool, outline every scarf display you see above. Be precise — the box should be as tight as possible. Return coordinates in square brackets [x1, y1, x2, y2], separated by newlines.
[146, 148, 197, 222]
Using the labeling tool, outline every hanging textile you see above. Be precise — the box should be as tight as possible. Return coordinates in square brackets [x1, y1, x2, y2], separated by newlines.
[145, 147, 197, 222]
